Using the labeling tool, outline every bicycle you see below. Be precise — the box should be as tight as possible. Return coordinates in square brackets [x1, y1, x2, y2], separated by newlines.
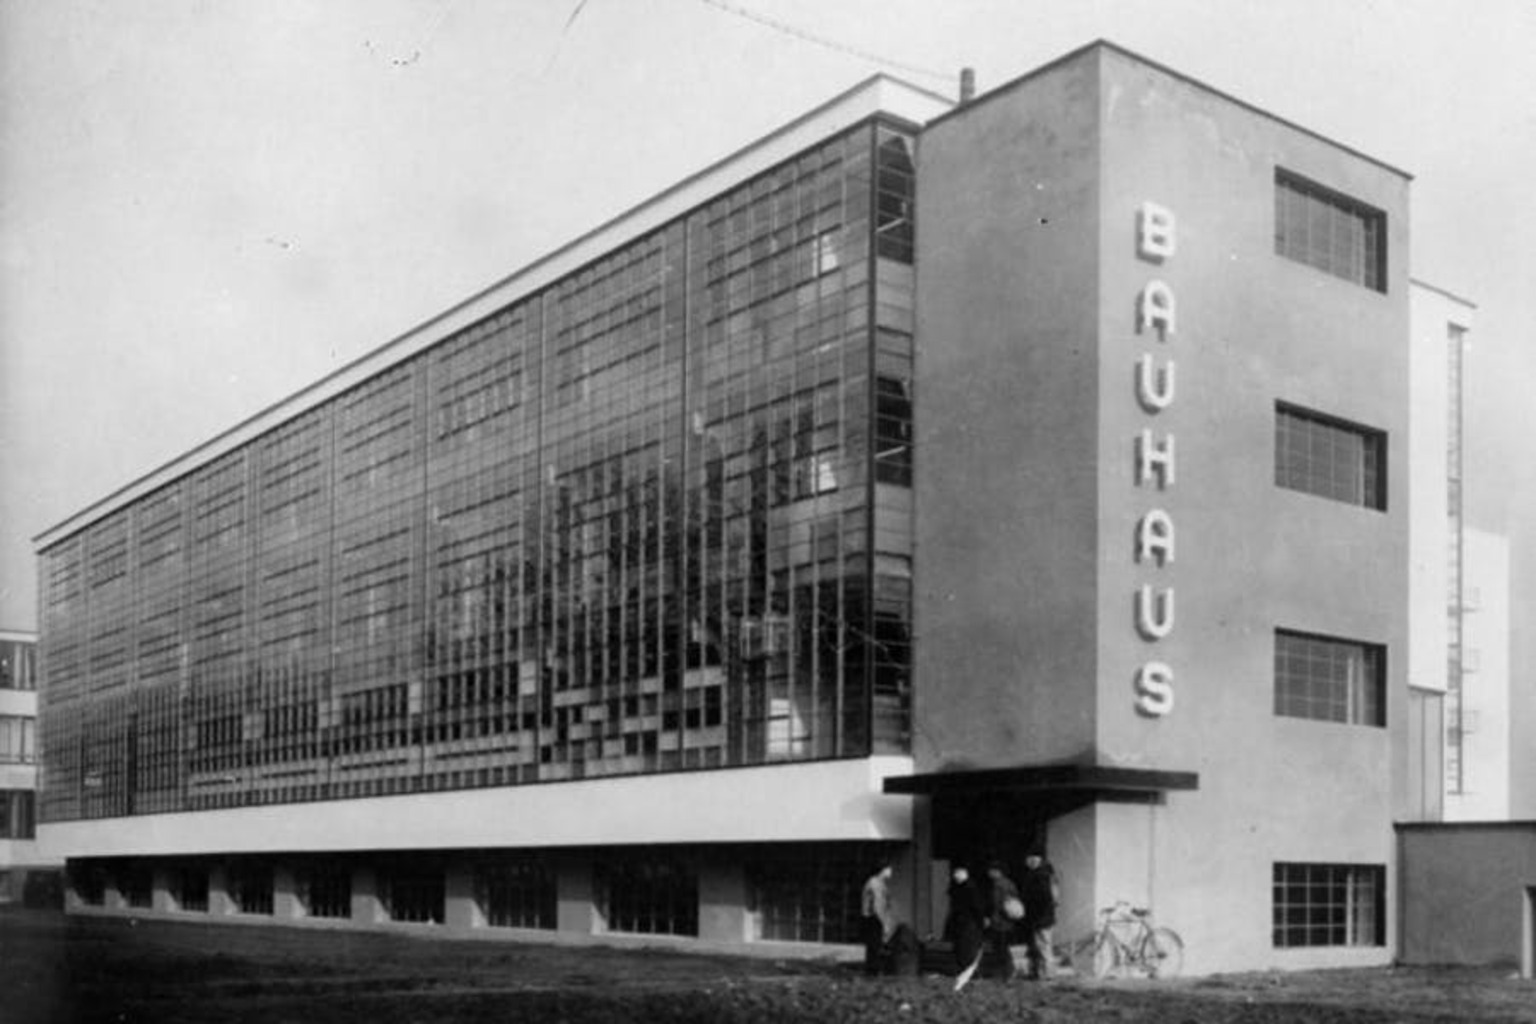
[1070, 901, 1184, 978]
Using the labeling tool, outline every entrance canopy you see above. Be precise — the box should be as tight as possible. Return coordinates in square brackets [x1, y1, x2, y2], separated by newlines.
[883, 764, 1199, 800]
[883, 764, 1200, 864]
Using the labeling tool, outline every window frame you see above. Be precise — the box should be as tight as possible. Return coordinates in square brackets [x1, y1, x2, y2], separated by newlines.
[1275, 402, 1387, 511]
[1273, 862, 1385, 948]
[1274, 628, 1387, 728]
[1274, 169, 1387, 292]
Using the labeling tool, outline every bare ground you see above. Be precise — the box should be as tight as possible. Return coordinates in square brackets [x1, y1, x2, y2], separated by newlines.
[2, 907, 1531, 1023]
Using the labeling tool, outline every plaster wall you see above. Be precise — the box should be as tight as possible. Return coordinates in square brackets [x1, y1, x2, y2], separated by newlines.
[38, 757, 912, 859]
[1089, 46, 1410, 974]
[914, 44, 1410, 974]
[1399, 822, 1536, 967]
[912, 51, 1103, 771]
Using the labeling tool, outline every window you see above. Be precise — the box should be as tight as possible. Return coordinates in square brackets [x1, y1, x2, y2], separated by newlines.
[298, 860, 351, 919]
[597, 854, 698, 936]
[174, 867, 209, 912]
[1273, 863, 1384, 947]
[874, 374, 913, 486]
[227, 861, 274, 915]
[0, 790, 35, 839]
[119, 863, 153, 908]
[1275, 404, 1386, 510]
[0, 640, 35, 690]
[475, 857, 556, 929]
[747, 844, 873, 943]
[379, 859, 445, 923]
[0, 716, 35, 763]
[875, 130, 915, 263]
[1275, 629, 1385, 727]
[1274, 170, 1385, 291]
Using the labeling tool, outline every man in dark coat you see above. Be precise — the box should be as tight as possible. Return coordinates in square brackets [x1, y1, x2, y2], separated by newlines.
[945, 865, 986, 991]
[1018, 849, 1060, 979]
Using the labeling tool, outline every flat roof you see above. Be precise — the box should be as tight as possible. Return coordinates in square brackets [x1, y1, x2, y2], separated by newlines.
[1410, 277, 1478, 310]
[929, 39, 1412, 181]
[36, 74, 953, 551]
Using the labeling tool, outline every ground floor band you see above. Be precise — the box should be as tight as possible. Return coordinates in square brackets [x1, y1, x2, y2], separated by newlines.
[62, 839, 905, 950]
[44, 755, 1403, 975]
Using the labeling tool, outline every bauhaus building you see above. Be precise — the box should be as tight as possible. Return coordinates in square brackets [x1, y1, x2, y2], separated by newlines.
[36, 42, 1432, 974]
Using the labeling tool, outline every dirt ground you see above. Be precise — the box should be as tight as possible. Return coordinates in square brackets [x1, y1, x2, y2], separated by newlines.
[3, 907, 1532, 1024]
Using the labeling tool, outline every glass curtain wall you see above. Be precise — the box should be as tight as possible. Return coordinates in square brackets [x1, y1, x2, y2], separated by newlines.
[37, 120, 916, 822]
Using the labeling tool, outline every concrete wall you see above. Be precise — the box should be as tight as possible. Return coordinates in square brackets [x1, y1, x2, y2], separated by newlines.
[40, 756, 912, 860]
[912, 46, 1103, 772]
[1090, 44, 1410, 976]
[914, 43, 1411, 975]
[1399, 822, 1536, 969]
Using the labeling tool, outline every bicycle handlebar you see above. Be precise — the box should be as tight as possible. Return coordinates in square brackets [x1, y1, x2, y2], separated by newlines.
[1099, 901, 1153, 919]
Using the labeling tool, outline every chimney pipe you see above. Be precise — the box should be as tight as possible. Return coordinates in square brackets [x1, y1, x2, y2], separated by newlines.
[959, 67, 976, 105]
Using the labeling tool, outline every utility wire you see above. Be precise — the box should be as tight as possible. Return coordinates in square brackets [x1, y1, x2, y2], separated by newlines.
[699, 0, 953, 83]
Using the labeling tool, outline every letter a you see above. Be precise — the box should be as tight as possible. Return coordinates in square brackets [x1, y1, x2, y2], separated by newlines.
[1136, 509, 1175, 566]
[1139, 281, 1177, 337]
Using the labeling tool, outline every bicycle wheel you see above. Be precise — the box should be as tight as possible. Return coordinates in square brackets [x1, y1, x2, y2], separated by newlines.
[1091, 934, 1122, 978]
[1140, 927, 1183, 978]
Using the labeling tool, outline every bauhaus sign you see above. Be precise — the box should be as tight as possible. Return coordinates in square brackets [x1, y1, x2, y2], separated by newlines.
[1133, 201, 1177, 717]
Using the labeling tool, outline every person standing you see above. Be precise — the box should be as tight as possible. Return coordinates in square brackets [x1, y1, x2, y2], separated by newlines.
[1018, 848, 1060, 979]
[944, 865, 986, 991]
[860, 861, 897, 975]
[986, 860, 1022, 980]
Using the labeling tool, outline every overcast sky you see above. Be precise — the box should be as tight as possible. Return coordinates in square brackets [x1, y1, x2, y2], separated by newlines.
[2, 0, 1532, 638]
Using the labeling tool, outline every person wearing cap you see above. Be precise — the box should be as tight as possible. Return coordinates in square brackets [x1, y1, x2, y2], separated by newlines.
[1018, 849, 1060, 979]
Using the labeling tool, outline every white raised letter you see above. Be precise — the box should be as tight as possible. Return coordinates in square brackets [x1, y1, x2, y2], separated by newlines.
[1136, 431, 1176, 489]
[1139, 280, 1177, 337]
[1136, 355, 1176, 412]
[1138, 202, 1177, 261]
[1135, 585, 1175, 639]
[1136, 661, 1176, 716]
[1136, 509, 1175, 566]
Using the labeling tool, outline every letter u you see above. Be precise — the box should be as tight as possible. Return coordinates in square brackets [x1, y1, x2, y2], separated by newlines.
[1135, 585, 1175, 640]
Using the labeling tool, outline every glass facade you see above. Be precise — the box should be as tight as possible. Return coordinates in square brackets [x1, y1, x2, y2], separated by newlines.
[38, 121, 916, 823]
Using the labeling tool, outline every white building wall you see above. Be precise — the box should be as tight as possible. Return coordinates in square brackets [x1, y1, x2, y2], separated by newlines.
[1446, 527, 1512, 821]
[40, 756, 914, 860]
[0, 629, 45, 890]
[1406, 281, 1476, 816]
[1407, 283, 1459, 697]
